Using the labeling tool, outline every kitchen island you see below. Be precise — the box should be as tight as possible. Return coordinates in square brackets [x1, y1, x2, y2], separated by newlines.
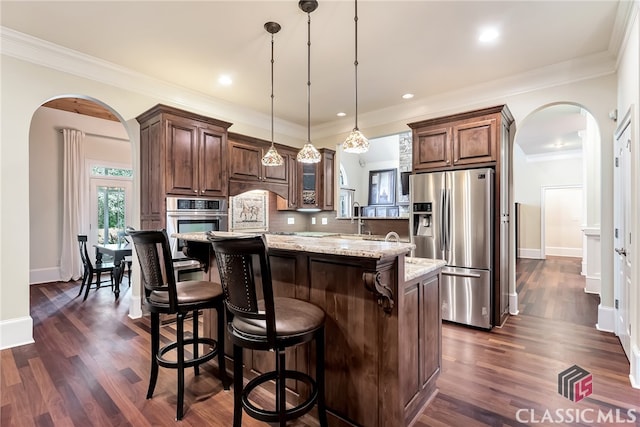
[176, 232, 445, 427]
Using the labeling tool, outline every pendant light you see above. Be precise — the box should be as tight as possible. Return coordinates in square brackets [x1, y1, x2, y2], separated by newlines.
[261, 21, 285, 167]
[343, 0, 369, 153]
[296, 0, 321, 164]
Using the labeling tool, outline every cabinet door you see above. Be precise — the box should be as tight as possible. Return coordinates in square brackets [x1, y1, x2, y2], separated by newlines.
[263, 149, 288, 183]
[276, 148, 299, 210]
[139, 117, 165, 222]
[198, 126, 227, 197]
[166, 118, 199, 196]
[413, 126, 452, 171]
[452, 117, 497, 165]
[300, 162, 318, 208]
[228, 140, 262, 182]
[421, 274, 440, 386]
[321, 149, 335, 211]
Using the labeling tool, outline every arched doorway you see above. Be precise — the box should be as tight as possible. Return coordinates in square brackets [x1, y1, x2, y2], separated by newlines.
[512, 102, 602, 309]
[28, 96, 133, 292]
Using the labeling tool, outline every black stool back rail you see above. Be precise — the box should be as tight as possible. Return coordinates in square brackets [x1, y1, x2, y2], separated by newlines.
[129, 229, 230, 421]
[211, 235, 328, 427]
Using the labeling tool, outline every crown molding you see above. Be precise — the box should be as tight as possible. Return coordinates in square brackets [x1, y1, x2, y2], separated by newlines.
[0, 26, 305, 140]
[1, 25, 617, 142]
[526, 149, 583, 163]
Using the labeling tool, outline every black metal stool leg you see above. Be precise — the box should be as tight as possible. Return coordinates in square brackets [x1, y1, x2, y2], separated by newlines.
[276, 349, 287, 427]
[176, 312, 185, 420]
[216, 304, 230, 389]
[147, 312, 160, 399]
[193, 309, 200, 376]
[233, 344, 243, 427]
[316, 328, 328, 427]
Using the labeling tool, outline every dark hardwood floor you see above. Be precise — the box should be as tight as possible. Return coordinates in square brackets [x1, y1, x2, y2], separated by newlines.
[2, 257, 638, 426]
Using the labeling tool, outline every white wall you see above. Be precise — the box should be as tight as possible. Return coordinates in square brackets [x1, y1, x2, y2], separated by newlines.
[615, 2, 639, 387]
[513, 145, 583, 257]
[543, 186, 583, 257]
[29, 107, 131, 278]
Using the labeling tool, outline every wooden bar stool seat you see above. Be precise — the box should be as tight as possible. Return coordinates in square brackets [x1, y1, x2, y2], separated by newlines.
[211, 235, 327, 427]
[129, 229, 230, 421]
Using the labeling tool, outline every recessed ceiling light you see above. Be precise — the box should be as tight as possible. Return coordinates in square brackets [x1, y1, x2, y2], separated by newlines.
[478, 27, 499, 43]
[402, 93, 414, 99]
[218, 75, 233, 86]
[337, 112, 346, 117]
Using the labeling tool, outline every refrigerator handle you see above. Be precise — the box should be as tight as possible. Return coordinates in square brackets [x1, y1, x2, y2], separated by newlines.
[445, 188, 451, 252]
[439, 189, 446, 251]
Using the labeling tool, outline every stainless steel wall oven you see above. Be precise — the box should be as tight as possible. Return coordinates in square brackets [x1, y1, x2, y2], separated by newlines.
[165, 196, 228, 259]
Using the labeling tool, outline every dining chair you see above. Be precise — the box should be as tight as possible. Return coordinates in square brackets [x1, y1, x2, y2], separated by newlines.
[128, 229, 230, 421]
[77, 235, 115, 301]
[210, 234, 327, 427]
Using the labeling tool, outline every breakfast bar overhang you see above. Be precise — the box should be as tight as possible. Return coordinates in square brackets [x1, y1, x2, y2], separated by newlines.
[177, 232, 445, 427]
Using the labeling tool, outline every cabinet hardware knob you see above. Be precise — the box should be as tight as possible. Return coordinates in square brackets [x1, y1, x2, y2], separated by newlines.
[193, 190, 198, 193]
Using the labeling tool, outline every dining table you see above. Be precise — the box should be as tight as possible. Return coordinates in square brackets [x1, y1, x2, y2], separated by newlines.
[93, 242, 132, 298]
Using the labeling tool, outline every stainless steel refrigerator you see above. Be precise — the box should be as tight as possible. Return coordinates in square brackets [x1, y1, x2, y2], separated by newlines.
[410, 168, 494, 329]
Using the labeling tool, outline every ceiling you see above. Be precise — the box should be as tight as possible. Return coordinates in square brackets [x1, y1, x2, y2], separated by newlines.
[1, 1, 627, 155]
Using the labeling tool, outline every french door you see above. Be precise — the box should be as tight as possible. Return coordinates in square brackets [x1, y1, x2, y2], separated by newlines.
[89, 178, 133, 254]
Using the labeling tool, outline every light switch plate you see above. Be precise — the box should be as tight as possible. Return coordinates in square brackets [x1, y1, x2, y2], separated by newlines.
[321, 217, 328, 225]
[287, 217, 295, 225]
[311, 217, 316, 225]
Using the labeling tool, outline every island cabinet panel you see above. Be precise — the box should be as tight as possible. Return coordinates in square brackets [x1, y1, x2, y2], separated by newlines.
[200, 243, 441, 427]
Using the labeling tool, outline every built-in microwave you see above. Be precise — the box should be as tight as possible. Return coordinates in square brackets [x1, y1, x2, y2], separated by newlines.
[165, 196, 228, 259]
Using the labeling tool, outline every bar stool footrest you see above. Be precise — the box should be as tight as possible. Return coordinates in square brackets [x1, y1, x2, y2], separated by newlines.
[156, 337, 219, 369]
[241, 369, 319, 423]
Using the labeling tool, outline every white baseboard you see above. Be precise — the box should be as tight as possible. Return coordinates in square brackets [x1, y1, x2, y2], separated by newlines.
[518, 248, 543, 259]
[584, 275, 601, 294]
[509, 292, 519, 315]
[0, 316, 34, 350]
[128, 291, 143, 319]
[30, 267, 61, 284]
[630, 344, 640, 389]
[545, 246, 583, 257]
[596, 304, 615, 332]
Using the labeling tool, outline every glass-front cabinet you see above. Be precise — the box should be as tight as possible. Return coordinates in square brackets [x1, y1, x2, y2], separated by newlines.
[338, 188, 355, 218]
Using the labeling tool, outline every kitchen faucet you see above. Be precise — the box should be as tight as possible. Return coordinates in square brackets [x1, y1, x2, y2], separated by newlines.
[385, 231, 400, 243]
[351, 201, 364, 235]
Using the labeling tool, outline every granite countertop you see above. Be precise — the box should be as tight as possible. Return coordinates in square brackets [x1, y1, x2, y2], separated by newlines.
[404, 257, 448, 281]
[175, 231, 415, 259]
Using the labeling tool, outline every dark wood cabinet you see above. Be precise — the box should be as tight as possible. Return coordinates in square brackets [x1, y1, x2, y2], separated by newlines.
[295, 148, 335, 211]
[136, 104, 232, 229]
[165, 117, 228, 197]
[409, 106, 506, 172]
[227, 132, 290, 199]
[408, 105, 514, 327]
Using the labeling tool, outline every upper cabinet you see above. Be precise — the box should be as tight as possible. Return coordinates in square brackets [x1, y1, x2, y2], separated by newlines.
[227, 132, 290, 199]
[408, 105, 511, 172]
[136, 104, 232, 229]
[296, 148, 335, 211]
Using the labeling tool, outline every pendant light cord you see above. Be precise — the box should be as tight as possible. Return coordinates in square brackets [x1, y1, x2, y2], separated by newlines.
[306, 11, 312, 144]
[354, 0, 359, 130]
[270, 32, 275, 146]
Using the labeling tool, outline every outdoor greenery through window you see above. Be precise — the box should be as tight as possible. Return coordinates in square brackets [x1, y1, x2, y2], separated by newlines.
[91, 166, 133, 245]
[91, 166, 133, 178]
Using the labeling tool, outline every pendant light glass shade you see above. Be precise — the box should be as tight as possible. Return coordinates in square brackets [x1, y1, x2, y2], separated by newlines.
[297, 142, 321, 163]
[297, 0, 321, 164]
[342, 0, 369, 154]
[261, 21, 284, 167]
[343, 128, 369, 153]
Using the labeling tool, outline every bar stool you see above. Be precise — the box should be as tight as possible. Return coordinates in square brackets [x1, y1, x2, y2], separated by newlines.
[210, 235, 327, 427]
[128, 229, 230, 420]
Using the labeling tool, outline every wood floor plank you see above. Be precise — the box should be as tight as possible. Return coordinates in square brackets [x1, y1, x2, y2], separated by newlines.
[1, 257, 638, 426]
